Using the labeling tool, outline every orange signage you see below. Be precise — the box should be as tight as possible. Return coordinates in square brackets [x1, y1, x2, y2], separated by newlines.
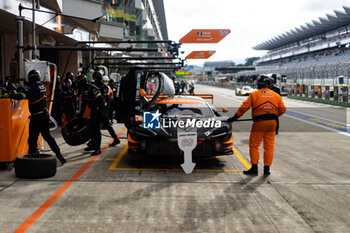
[297, 87, 302, 91]
[185, 50, 216, 59]
[55, 15, 62, 34]
[316, 87, 322, 93]
[179, 29, 231, 43]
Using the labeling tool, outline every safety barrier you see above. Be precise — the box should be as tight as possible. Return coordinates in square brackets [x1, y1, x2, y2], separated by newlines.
[0, 99, 42, 163]
[288, 95, 350, 107]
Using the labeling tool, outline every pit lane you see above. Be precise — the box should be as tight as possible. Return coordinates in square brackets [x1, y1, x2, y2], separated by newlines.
[0, 85, 349, 233]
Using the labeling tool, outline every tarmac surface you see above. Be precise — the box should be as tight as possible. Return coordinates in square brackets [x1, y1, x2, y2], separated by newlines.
[1, 84, 350, 233]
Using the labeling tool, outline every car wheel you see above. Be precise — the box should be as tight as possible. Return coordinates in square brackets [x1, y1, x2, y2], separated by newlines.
[61, 117, 91, 146]
[15, 154, 57, 179]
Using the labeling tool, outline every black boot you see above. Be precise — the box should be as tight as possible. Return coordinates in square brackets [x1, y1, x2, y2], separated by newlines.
[109, 138, 120, 147]
[84, 146, 95, 151]
[264, 166, 270, 176]
[91, 149, 101, 156]
[243, 164, 258, 175]
[56, 153, 66, 166]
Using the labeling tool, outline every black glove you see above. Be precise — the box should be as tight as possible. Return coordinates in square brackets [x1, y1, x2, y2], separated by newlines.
[227, 114, 239, 123]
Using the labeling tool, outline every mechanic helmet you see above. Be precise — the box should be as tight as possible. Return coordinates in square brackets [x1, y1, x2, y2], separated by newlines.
[63, 78, 72, 87]
[76, 74, 88, 90]
[102, 75, 109, 83]
[28, 69, 41, 83]
[108, 78, 115, 86]
[66, 72, 74, 80]
[257, 75, 271, 89]
[92, 70, 103, 82]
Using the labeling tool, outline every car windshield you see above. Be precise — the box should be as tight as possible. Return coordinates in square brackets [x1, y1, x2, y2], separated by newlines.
[242, 87, 251, 91]
[158, 103, 215, 118]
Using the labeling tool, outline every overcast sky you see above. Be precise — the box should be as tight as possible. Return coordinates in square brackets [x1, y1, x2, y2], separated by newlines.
[163, 0, 348, 66]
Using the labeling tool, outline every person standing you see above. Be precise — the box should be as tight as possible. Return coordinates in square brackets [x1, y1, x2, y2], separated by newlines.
[76, 74, 109, 156]
[228, 75, 286, 176]
[102, 75, 113, 123]
[92, 71, 120, 147]
[60, 78, 77, 122]
[108, 78, 118, 123]
[12, 70, 66, 165]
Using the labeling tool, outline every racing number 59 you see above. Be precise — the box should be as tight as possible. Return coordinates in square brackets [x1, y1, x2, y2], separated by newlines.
[181, 138, 194, 147]
[220, 29, 230, 36]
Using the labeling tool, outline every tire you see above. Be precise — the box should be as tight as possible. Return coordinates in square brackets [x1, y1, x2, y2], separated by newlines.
[61, 117, 91, 146]
[15, 154, 57, 179]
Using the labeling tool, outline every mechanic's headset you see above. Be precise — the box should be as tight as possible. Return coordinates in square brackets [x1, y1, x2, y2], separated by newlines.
[144, 72, 163, 111]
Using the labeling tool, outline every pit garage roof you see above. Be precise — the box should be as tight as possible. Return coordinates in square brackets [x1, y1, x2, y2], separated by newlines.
[0, 9, 77, 46]
[253, 6, 350, 50]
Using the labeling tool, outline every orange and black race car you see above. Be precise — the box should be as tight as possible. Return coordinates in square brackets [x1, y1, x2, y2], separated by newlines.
[115, 68, 233, 157]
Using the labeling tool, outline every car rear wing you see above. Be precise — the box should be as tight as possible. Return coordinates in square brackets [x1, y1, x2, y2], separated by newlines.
[145, 94, 214, 103]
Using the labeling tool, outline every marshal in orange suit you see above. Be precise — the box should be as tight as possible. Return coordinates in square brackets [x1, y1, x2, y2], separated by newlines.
[228, 75, 286, 176]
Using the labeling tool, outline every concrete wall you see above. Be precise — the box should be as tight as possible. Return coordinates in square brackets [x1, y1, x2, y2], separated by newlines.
[99, 22, 124, 40]
[62, 0, 102, 20]
[58, 50, 81, 78]
[0, 33, 28, 80]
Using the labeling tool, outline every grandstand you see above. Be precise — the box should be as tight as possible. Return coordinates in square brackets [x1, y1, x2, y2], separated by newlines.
[218, 7, 350, 104]
[250, 6, 350, 86]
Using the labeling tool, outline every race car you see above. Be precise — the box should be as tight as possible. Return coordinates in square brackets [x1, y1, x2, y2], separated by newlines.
[236, 86, 255, 96]
[115, 68, 233, 157]
[127, 96, 233, 157]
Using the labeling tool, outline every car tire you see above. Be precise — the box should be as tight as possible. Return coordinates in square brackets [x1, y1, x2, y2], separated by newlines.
[15, 154, 57, 179]
[61, 117, 91, 146]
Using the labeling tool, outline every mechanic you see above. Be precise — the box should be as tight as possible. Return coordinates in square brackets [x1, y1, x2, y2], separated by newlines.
[268, 77, 281, 95]
[93, 72, 121, 142]
[1, 77, 17, 98]
[76, 74, 106, 155]
[65, 72, 74, 83]
[228, 75, 286, 176]
[93, 71, 120, 147]
[50, 75, 63, 124]
[102, 75, 114, 121]
[108, 78, 118, 124]
[12, 70, 66, 165]
[60, 77, 77, 122]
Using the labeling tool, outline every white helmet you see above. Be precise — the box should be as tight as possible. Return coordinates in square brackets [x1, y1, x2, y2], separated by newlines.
[102, 76, 109, 82]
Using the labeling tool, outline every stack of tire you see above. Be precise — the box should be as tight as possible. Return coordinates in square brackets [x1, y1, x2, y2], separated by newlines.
[15, 154, 57, 179]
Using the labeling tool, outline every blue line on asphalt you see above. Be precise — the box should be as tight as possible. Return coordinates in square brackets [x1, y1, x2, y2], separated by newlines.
[285, 110, 350, 134]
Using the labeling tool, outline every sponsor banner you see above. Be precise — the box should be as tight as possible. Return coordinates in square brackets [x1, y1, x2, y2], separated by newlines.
[176, 71, 190, 76]
[185, 50, 216, 59]
[180, 29, 231, 43]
